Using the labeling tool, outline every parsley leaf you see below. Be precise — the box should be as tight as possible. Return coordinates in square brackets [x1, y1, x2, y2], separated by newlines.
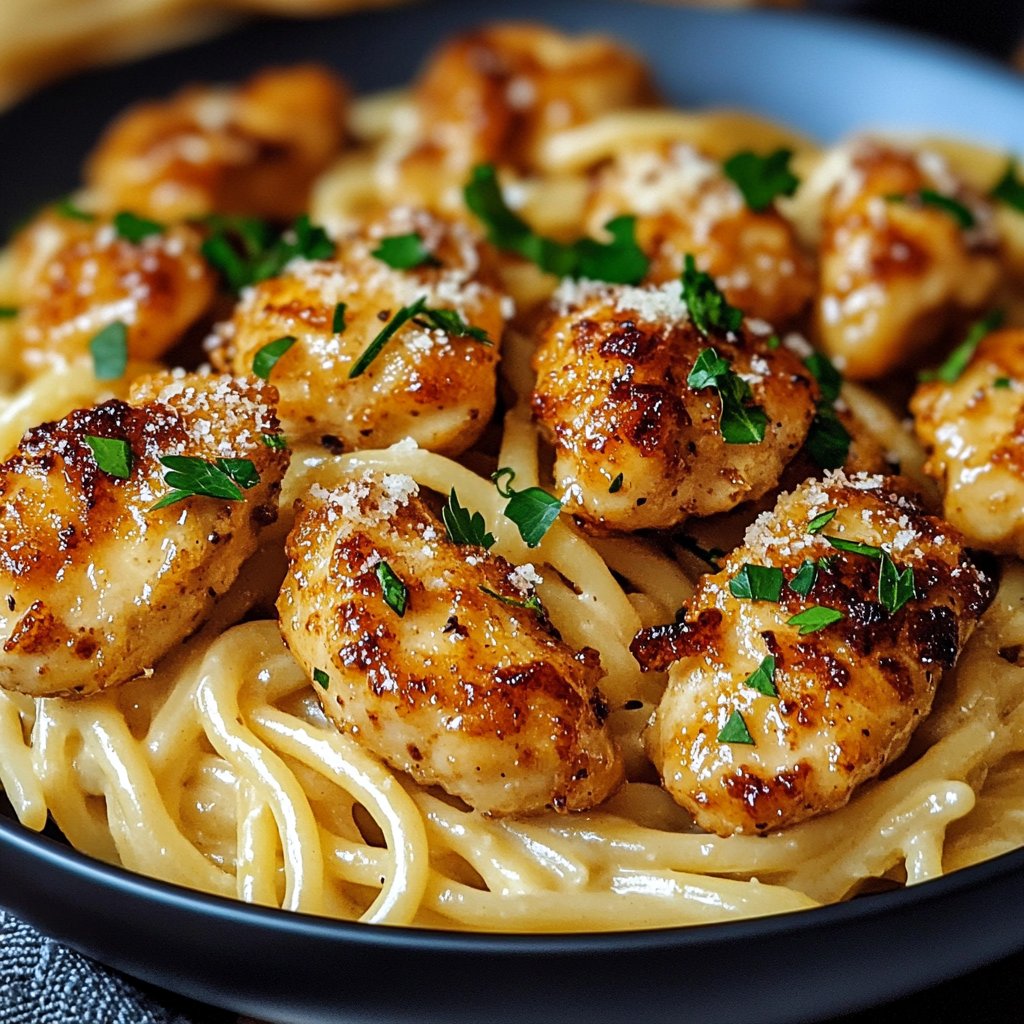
[807, 509, 837, 534]
[313, 668, 330, 689]
[372, 232, 440, 270]
[504, 486, 562, 548]
[879, 552, 916, 614]
[150, 455, 259, 510]
[994, 376, 1012, 390]
[261, 433, 288, 451]
[349, 297, 428, 378]
[332, 302, 347, 334]
[114, 210, 164, 243]
[681, 254, 743, 337]
[991, 158, 1024, 213]
[887, 190, 975, 229]
[729, 564, 784, 602]
[83, 435, 133, 480]
[686, 346, 767, 445]
[252, 335, 297, 381]
[376, 560, 408, 616]
[491, 466, 517, 499]
[442, 489, 495, 549]
[417, 307, 493, 345]
[787, 606, 844, 634]
[742, 655, 778, 697]
[805, 406, 851, 470]
[89, 321, 128, 381]
[54, 197, 95, 222]
[919, 309, 1005, 384]
[723, 148, 799, 212]
[718, 710, 755, 745]
[463, 164, 648, 284]
[788, 559, 818, 597]
[804, 352, 842, 404]
[0, 306, 17, 319]
[824, 535, 883, 559]
[608, 472, 624, 494]
[479, 584, 544, 615]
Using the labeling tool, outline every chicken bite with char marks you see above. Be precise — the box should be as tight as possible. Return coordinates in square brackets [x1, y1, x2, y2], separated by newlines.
[277, 470, 623, 816]
[531, 280, 818, 531]
[631, 471, 995, 836]
[0, 373, 289, 698]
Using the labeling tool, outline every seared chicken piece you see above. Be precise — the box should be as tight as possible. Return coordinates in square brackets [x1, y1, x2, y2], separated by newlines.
[814, 139, 1001, 380]
[277, 470, 623, 815]
[913, 326, 1024, 556]
[86, 65, 347, 221]
[531, 280, 818, 531]
[0, 373, 288, 698]
[11, 210, 215, 375]
[395, 22, 655, 204]
[211, 208, 509, 454]
[631, 471, 995, 836]
[585, 144, 814, 327]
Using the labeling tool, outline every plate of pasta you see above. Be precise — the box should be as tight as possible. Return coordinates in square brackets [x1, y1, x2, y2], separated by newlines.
[1, 1, 1023, 1022]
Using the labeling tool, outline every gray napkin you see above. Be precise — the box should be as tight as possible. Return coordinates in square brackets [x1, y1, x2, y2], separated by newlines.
[0, 908, 229, 1024]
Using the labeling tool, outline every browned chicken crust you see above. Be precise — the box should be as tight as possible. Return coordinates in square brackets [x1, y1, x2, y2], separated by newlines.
[531, 281, 818, 530]
[0, 374, 289, 698]
[632, 471, 995, 836]
[277, 471, 623, 815]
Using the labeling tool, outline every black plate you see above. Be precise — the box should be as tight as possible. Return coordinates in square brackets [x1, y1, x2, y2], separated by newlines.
[1, 2, 1023, 1022]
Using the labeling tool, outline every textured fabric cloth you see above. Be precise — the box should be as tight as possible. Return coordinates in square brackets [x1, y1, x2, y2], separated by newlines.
[0, 909, 227, 1024]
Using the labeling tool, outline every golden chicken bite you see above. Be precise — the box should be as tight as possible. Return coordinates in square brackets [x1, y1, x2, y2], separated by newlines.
[86, 65, 348, 221]
[0, 373, 289, 699]
[211, 208, 509, 454]
[11, 210, 215, 375]
[814, 139, 1001, 380]
[631, 471, 995, 836]
[277, 470, 623, 816]
[585, 144, 814, 327]
[531, 280, 818, 531]
[912, 326, 1024, 556]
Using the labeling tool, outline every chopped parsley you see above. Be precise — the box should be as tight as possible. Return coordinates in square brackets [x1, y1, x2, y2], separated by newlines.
[787, 606, 844, 634]
[824, 535, 883, 559]
[83, 435, 133, 480]
[54, 197, 95, 222]
[887, 189, 975, 229]
[686, 346, 767, 445]
[803, 351, 851, 470]
[608, 472, 624, 494]
[150, 455, 260, 510]
[348, 297, 427, 378]
[991, 159, 1024, 213]
[261, 433, 288, 451]
[479, 584, 544, 615]
[463, 164, 648, 284]
[729, 564, 784, 602]
[89, 321, 129, 381]
[0, 306, 17, 319]
[313, 668, 330, 689]
[788, 559, 818, 597]
[113, 210, 164, 243]
[490, 466, 517, 498]
[252, 335, 297, 381]
[879, 552, 916, 614]
[503, 486, 562, 548]
[804, 352, 841, 404]
[680, 254, 743, 337]
[416, 306, 493, 345]
[919, 309, 1005, 384]
[371, 232, 440, 270]
[807, 508, 837, 534]
[332, 302, 348, 334]
[376, 560, 408, 616]
[742, 655, 778, 697]
[718, 710, 755, 745]
[442, 488, 495, 549]
[201, 214, 334, 291]
[723, 148, 799, 212]
[994, 376, 1012, 389]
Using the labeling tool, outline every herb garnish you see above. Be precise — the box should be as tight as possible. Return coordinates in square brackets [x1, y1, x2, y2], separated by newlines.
[372, 232, 440, 270]
[376, 561, 408, 616]
[479, 584, 544, 615]
[504, 487, 562, 548]
[729, 564, 784, 602]
[252, 335, 297, 381]
[201, 214, 334, 291]
[313, 668, 330, 689]
[83, 435, 133, 479]
[919, 309, 1004, 384]
[991, 159, 1024, 213]
[807, 509, 837, 534]
[608, 473, 624, 494]
[0, 307, 17, 319]
[742, 655, 778, 697]
[490, 467, 517, 498]
[114, 211, 164, 243]
[824, 536, 883, 559]
[887, 190, 975, 229]
[788, 559, 818, 597]
[681, 254, 743, 337]
[89, 321, 129, 381]
[723, 149, 799, 212]
[686, 346, 767, 445]
[332, 302, 348, 334]
[463, 164, 648, 284]
[994, 376, 1012, 390]
[348, 297, 427, 378]
[803, 350, 851, 470]
[787, 606, 844, 634]
[442, 489, 496, 549]
[55, 197, 95, 222]
[675, 535, 724, 571]
[416, 307, 493, 345]
[150, 455, 260, 510]
[261, 433, 288, 450]
[878, 552, 916, 614]
[718, 710, 755, 745]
